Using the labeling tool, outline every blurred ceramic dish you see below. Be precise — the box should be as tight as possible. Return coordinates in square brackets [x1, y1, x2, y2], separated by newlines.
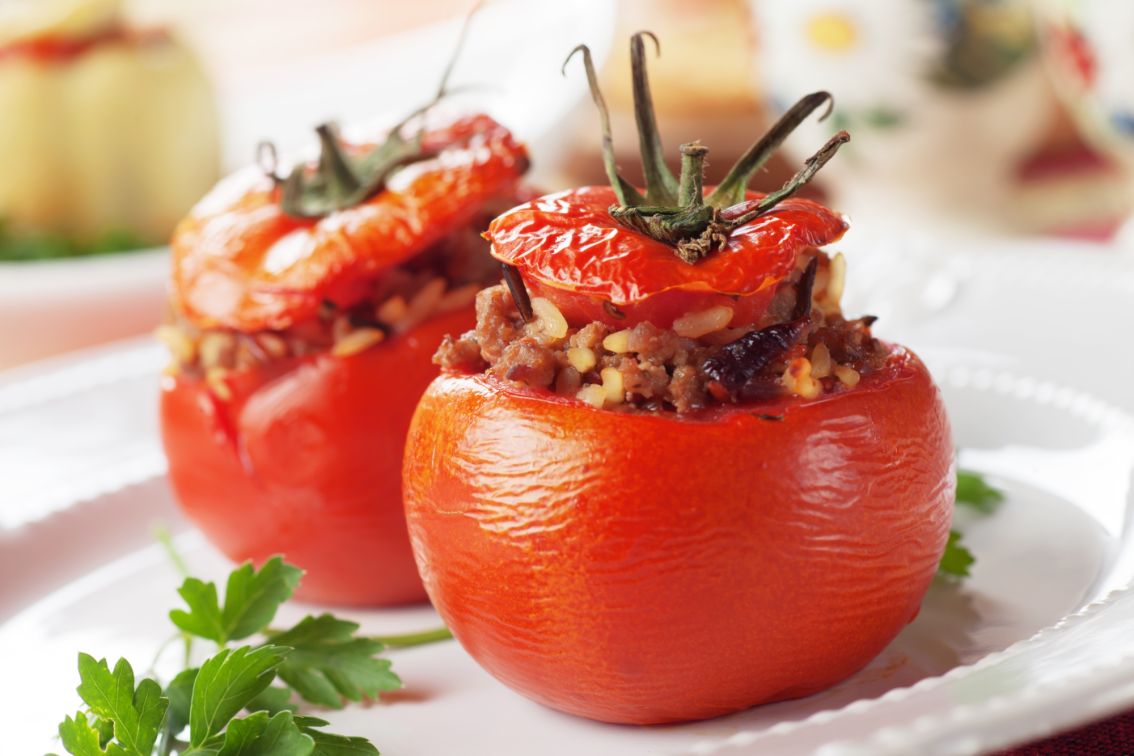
[0, 248, 167, 369]
[1033, 0, 1134, 245]
[749, 0, 1053, 234]
[1034, 0, 1134, 168]
[0, 0, 220, 256]
[2, 235, 1134, 754]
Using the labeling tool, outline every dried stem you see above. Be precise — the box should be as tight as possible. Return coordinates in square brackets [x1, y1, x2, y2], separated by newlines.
[563, 45, 643, 207]
[707, 91, 834, 208]
[726, 131, 850, 228]
[677, 142, 707, 207]
[275, 1, 485, 218]
[256, 141, 282, 185]
[630, 31, 678, 205]
[501, 263, 533, 323]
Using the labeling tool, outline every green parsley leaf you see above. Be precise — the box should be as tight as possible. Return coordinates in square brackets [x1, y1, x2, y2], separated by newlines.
[189, 646, 289, 747]
[170, 557, 303, 645]
[956, 470, 1005, 514]
[270, 615, 402, 708]
[164, 667, 198, 739]
[74, 654, 167, 756]
[57, 711, 111, 756]
[213, 711, 314, 756]
[245, 686, 297, 716]
[293, 718, 380, 756]
[53, 557, 402, 756]
[939, 530, 975, 578]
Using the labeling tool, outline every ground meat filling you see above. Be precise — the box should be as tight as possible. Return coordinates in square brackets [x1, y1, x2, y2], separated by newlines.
[435, 249, 888, 413]
[158, 209, 506, 399]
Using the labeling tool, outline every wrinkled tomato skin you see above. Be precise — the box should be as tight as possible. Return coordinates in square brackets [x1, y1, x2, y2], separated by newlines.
[403, 347, 954, 723]
[161, 306, 475, 606]
[488, 186, 847, 330]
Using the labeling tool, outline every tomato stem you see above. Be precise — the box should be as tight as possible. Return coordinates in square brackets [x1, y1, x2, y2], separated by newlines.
[502, 263, 534, 322]
[706, 91, 834, 209]
[725, 131, 850, 229]
[677, 142, 707, 208]
[567, 34, 847, 264]
[630, 31, 679, 205]
[563, 44, 643, 207]
[256, 141, 282, 186]
[370, 626, 454, 648]
[269, 2, 483, 219]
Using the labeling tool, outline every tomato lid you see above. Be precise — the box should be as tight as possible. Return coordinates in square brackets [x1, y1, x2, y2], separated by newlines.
[489, 34, 848, 311]
[488, 186, 846, 305]
[171, 113, 528, 332]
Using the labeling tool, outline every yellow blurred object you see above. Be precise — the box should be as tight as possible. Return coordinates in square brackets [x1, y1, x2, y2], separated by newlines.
[806, 13, 858, 52]
[0, 0, 219, 246]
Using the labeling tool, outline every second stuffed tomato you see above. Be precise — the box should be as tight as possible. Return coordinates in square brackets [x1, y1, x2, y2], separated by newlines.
[160, 113, 528, 606]
[403, 35, 954, 724]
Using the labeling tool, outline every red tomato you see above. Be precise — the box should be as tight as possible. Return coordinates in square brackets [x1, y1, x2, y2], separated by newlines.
[163, 306, 475, 606]
[403, 347, 954, 723]
[162, 113, 528, 606]
[171, 114, 527, 332]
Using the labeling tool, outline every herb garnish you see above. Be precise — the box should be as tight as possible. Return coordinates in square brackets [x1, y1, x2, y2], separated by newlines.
[939, 469, 1005, 578]
[49, 556, 451, 756]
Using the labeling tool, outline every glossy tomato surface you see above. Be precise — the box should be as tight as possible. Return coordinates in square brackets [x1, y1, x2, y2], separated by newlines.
[162, 306, 475, 606]
[488, 186, 847, 329]
[403, 347, 954, 723]
[173, 114, 527, 332]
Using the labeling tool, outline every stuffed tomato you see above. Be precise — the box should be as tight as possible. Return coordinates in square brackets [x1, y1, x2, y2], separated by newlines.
[402, 35, 954, 723]
[160, 110, 529, 606]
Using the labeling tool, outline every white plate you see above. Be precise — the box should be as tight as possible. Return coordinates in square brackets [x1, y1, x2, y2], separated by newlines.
[0, 248, 169, 369]
[2, 236, 1134, 755]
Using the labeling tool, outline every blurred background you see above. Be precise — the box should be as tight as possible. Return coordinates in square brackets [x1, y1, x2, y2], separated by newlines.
[1, 0, 1131, 368]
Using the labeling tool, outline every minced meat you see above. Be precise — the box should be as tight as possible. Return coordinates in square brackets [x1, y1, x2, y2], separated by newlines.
[435, 249, 888, 413]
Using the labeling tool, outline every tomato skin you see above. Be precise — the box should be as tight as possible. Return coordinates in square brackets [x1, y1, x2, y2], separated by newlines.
[403, 347, 954, 723]
[161, 306, 475, 606]
[171, 114, 527, 332]
[488, 186, 846, 328]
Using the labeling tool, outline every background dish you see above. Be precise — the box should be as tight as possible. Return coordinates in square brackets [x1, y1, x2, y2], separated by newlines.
[0, 0, 617, 368]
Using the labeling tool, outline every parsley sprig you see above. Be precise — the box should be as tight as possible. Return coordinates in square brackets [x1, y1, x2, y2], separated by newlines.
[50, 556, 450, 756]
[939, 468, 1005, 579]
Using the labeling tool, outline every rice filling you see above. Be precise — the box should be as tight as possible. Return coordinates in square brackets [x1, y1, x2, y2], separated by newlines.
[435, 249, 886, 413]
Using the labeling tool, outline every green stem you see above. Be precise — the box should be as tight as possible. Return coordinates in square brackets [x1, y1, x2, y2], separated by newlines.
[154, 525, 191, 579]
[368, 626, 454, 648]
[275, 2, 484, 219]
[563, 45, 643, 207]
[315, 124, 363, 200]
[707, 91, 834, 208]
[630, 31, 678, 205]
[677, 142, 707, 207]
[726, 130, 850, 228]
[433, 1, 481, 101]
[256, 141, 282, 185]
